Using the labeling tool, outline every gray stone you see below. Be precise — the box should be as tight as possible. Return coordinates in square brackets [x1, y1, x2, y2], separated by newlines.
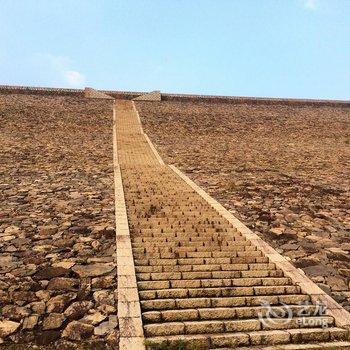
[3, 225, 21, 236]
[30, 301, 46, 314]
[11, 264, 37, 277]
[303, 264, 337, 277]
[22, 315, 39, 330]
[81, 312, 107, 326]
[10, 291, 37, 306]
[42, 313, 65, 330]
[2, 305, 30, 321]
[47, 277, 78, 291]
[46, 293, 76, 313]
[35, 290, 51, 302]
[317, 283, 332, 295]
[280, 243, 300, 250]
[38, 226, 58, 237]
[64, 301, 93, 320]
[34, 266, 69, 280]
[52, 261, 76, 269]
[92, 275, 115, 289]
[93, 290, 114, 306]
[0, 320, 20, 338]
[1, 235, 15, 241]
[97, 304, 116, 315]
[327, 276, 348, 291]
[62, 321, 94, 341]
[93, 315, 118, 336]
[269, 227, 284, 236]
[72, 263, 115, 278]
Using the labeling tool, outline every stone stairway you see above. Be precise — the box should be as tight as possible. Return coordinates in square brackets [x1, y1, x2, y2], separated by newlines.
[115, 100, 350, 349]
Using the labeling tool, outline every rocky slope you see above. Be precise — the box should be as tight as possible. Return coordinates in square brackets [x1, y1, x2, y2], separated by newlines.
[136, 99, 350, 311]
[0, 94, 117, 348]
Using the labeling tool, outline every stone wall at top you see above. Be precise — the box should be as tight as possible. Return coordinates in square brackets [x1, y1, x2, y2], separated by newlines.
[133, 91, 161, 101]
[161, 93, 350, 107]
[1, 84, 349, 107]
[0, 85, 83, 97]
[84, 87, 114, 99]
[0, 85, 141, 100]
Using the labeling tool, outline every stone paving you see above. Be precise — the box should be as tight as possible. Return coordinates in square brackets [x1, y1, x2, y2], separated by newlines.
[116, 100, 350, 349]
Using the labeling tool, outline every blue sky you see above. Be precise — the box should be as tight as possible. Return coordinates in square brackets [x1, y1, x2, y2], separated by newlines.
[0, 0, 349, 99]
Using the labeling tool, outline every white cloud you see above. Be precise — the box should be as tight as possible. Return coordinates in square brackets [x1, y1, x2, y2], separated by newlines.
[64, 70, 85, 87]
[302, 0, 319, 10]
[34, 53, 86, 87]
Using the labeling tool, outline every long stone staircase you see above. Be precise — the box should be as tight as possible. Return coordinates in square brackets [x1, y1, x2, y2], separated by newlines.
[114, 100, 350, 349]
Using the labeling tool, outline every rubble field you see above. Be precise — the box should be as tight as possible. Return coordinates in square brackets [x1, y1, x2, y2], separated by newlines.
[0, 94, 118, 348]
[136, 99, 350, 310]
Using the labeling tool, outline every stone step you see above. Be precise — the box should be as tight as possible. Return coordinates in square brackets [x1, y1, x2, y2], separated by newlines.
[131, 223, 233, 229]
[131, 220, 232, 227]
[140, 294, 309, 311]
[137, 277, 292, 297]
[132, 235, 245, 243]
[134, 257, 268, 268]
[130, 216, 229, 222]
[226, 342, 350, 350]
[138, 284, 300, 297]
[132, 242, 252, 250]
[132, 239, 248, 247]
[135, 269, 284, 280]
[133, 246, 253, 254]
[136, 273, 291, 287]
[130, 229, 236, 237]
[134, 256, 268, 266]
[130, 220, 238, 228]
[133, 247, 263, 259]
[130, 207, 226, 212]
[144, 317, 334, 337]
[133, 250, 263, 259]
[133, 218, 228, 222]
[142, 304, 319, 323]
[136, 267, 279, 280]
[145, 327, 348, 349]
[134, 258, 269, 267]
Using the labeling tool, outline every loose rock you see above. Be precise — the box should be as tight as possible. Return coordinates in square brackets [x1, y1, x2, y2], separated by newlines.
[47, 277, 79, 291]
[62, 321, 94, 341]
[34, 266, 69, 280]
[64, 301, 93, 320]
[2, 305, 30, 321]
[72, 263, 115, 278]
[46, 293, 76, 313]
[22, 315, 39, 330]
[0, 320, 20, 338]
[42, 313, 66, 330]
[81, 312, 107, 325]
[94, 315, 118, 336]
